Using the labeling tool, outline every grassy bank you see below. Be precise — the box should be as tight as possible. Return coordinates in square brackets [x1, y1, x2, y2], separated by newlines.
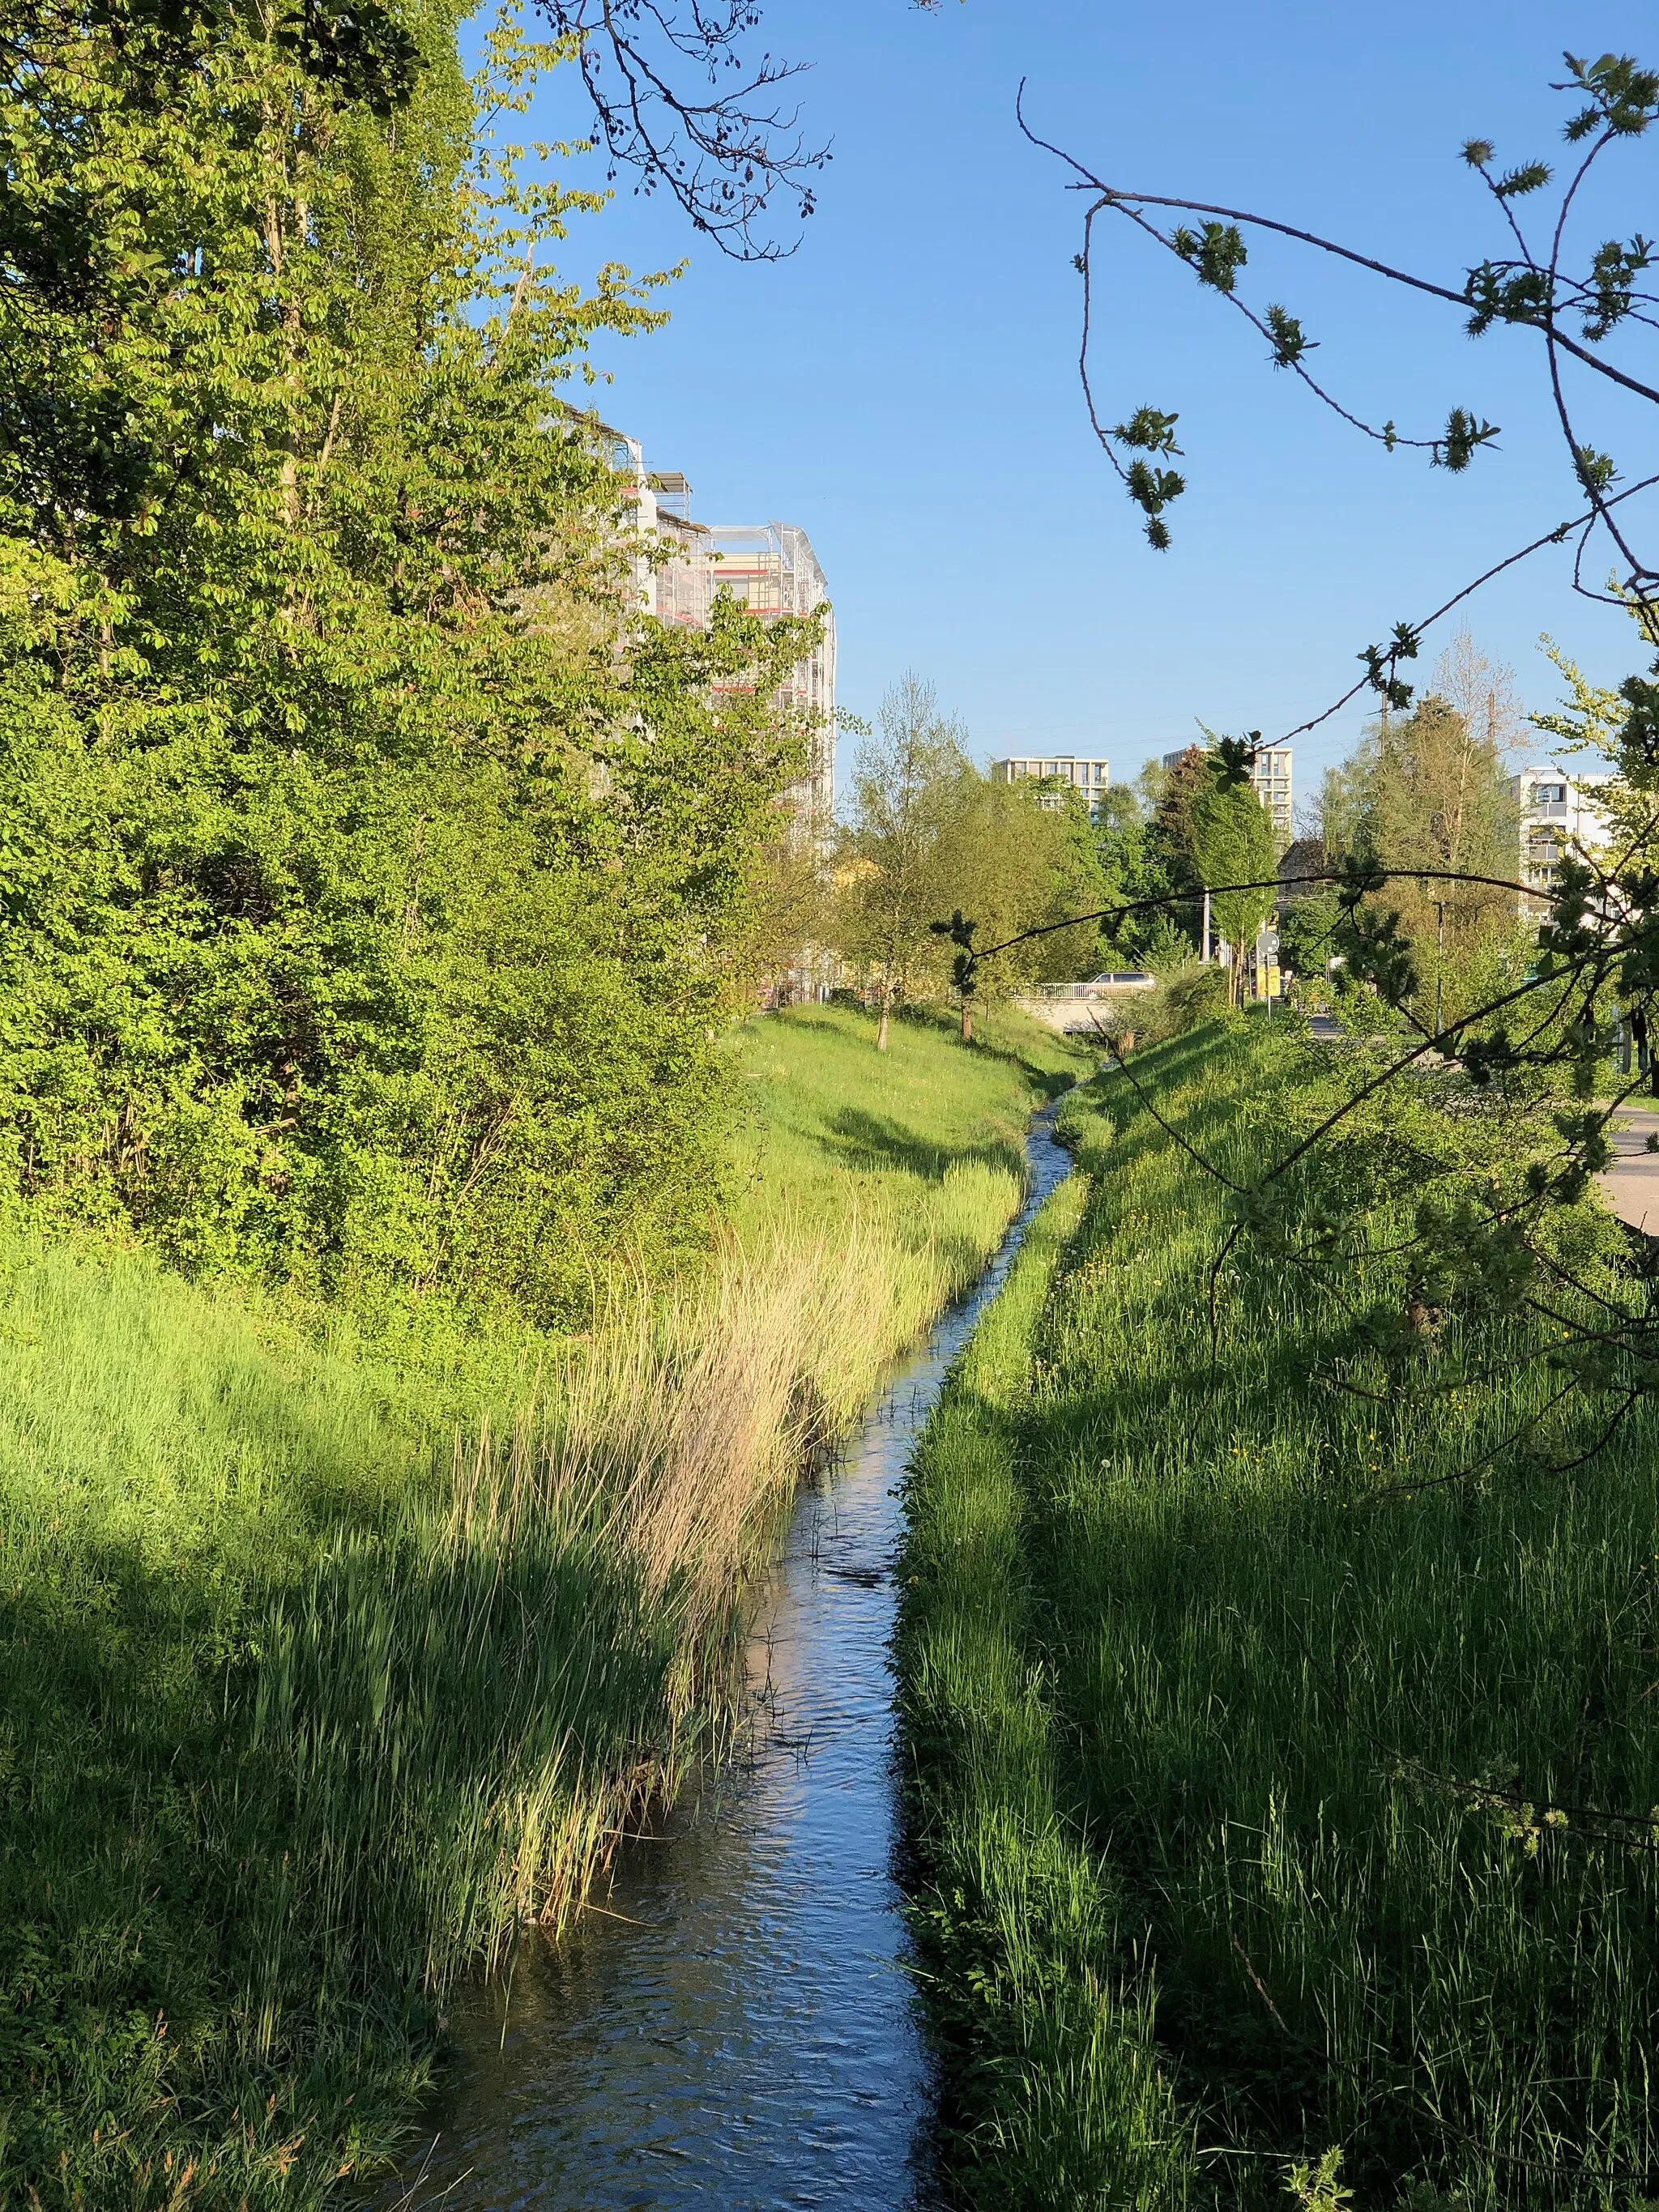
[0, 999, 1083, 2209]
[899, 1021, 1659, 2210]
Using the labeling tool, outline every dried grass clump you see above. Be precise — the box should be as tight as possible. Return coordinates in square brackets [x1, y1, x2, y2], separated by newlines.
[453, 1166, 1023, 1637]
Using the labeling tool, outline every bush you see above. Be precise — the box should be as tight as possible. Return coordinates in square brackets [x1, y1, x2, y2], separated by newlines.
[1141, 959, 1231, 1042]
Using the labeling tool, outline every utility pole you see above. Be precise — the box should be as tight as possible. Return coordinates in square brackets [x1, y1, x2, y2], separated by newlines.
[1435, 900, 1445, 1034]
[1201, 889, 1212, 965]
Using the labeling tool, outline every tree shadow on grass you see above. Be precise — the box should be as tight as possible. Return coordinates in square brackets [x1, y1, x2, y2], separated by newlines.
[0, 1466, 684, 2206]
[823, 1106, 1025, 1185]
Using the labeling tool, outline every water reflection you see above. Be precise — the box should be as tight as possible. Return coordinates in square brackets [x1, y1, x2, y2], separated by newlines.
[390, 1113, 1073, 2211]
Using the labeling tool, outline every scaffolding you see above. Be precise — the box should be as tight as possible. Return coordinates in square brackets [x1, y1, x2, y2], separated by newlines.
[599, 428, 837, 826]
[704, 522, 836, 827]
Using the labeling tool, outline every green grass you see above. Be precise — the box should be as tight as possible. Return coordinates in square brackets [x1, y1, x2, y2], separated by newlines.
[0, 996, 1086, 2208]
[730, 999, 1082, 1246]
[900, 1021, 1659, 2210]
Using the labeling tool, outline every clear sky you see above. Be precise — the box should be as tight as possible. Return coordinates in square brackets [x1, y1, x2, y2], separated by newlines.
[503, 0, 1657, 809]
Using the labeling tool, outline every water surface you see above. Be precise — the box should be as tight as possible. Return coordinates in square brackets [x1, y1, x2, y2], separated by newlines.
[391, 1112, 1073, 2211]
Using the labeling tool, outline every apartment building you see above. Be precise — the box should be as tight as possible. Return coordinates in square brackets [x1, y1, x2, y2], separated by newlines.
[991, 755, 1111, 816]
[1162, 742, 1293, 842]
[1509, 763, 1615, 897]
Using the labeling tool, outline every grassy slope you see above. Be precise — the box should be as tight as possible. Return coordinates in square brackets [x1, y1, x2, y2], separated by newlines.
[0, 999, 1085, 2210]
[728, 1000, 1084, 1392]
[900, 1021, 1659, 2210]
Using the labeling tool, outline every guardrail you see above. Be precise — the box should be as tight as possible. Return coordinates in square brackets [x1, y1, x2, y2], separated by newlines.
[1032, 976, 1156, 1000]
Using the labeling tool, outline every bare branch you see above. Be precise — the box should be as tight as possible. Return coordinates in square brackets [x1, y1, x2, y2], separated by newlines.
[540, 0, 827, 258]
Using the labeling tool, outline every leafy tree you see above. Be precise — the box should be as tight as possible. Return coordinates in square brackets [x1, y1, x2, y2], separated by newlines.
[831, 675, 970, 1047]
[1142, 745, 1209, 946]
[1188, 755, 1277, 1004]
[1277, 886, 1344, 998]
[1316, 666, 1523, 1025]
[0, 0, 817, 1323]
[1093, 778, 1196, 967]
[927, 773, 1110, 1037]
[1021, 779, 1116, 982]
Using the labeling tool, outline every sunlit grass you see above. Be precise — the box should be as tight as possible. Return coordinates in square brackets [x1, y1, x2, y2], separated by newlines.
[0, 996, 1088, 2207]
[901, 1021, 1659, 2210]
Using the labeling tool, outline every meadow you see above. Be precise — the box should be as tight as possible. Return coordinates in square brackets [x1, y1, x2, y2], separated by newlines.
[0, 1000, 1084, 2209]
[899, 1019, 1659, 2210]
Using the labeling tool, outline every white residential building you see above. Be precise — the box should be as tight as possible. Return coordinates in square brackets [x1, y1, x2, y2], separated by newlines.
[1509, 764, 1616, 897]
[992, 756, 1111, 816]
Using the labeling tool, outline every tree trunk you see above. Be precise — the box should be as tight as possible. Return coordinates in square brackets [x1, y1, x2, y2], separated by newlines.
[960, 999, 973, 1042]
[876, 1000, 889, 1051]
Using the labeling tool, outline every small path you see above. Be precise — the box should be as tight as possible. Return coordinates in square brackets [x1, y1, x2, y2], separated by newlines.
[1598, 1106, 1659, 1235]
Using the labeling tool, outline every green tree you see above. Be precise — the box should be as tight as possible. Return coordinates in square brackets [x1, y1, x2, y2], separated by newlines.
[1188, 756, 1277, 1004]
[0, 0, 816, 1322]
[1143, 745, 1209, 948]
[1317, 639, 1523, 1025]
[933, 774, 1110, 1036]
[831, 674, 970, 1047]
[1095, 773, 1197, 965]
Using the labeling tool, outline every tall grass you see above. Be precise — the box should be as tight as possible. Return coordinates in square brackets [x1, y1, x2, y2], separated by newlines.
[898, 1171, 1193, 2210]
[900, 1020, 1659, 2210]
[0, 997, 1085, 2208]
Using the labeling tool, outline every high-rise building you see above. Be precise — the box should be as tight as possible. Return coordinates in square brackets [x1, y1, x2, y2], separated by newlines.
[1162, 742, 1293, 842]
[704, 523, 835, 827]
[1509, 764, 1614, 898]
[603, 428, 836, 826]
[992, 755, 1111, 816]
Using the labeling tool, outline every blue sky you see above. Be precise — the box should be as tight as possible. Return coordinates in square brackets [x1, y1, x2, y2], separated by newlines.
[501, 0, 1657, 811]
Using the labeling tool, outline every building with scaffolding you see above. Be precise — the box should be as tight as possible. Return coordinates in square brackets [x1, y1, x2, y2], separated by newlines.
[602, 428, 837, 828]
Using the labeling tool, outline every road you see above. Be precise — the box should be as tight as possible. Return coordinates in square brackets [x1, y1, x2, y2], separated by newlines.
[1305, 1018, 1658, 1233]
[1597, 1106, 1659, 1235]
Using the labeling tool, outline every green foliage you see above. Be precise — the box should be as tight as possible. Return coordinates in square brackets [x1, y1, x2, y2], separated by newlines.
[901, 1025, 1659, 2206]
[1094, 779, 1196, 966]
[1316, 654, 1524, 1027]
[0, 0, 815, 1324]
[836, 697, 1114, 1026]
[1143, 745, 1209, 936]
[1284, 2148, 1354, 2210]
[936, 778, 1111, 994]
[830, 674, 972, 1028]
[1433, 406, 1502, 471]
[1141, 958, 1231, 1040]
[1559, 50, 1659, 143]
[1358, 622, 1422, 712]
[1278, 889, 1342, 990]
[1185, 744, 1277, 1003]
[1172, 218, 1248, 292]
[1265, 303, 1316, 368]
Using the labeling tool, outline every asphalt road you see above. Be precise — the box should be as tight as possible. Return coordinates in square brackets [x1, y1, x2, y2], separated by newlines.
[1305, 1018, 1658, 1233]
[1598, 1106, 1659, 1235]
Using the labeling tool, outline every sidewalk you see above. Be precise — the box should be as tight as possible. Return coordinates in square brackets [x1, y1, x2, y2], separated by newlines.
[1598, 1106, 1659, 1234]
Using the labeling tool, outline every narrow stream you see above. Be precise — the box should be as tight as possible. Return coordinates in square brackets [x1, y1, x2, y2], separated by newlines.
[391, 1110, 1073, 2210]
